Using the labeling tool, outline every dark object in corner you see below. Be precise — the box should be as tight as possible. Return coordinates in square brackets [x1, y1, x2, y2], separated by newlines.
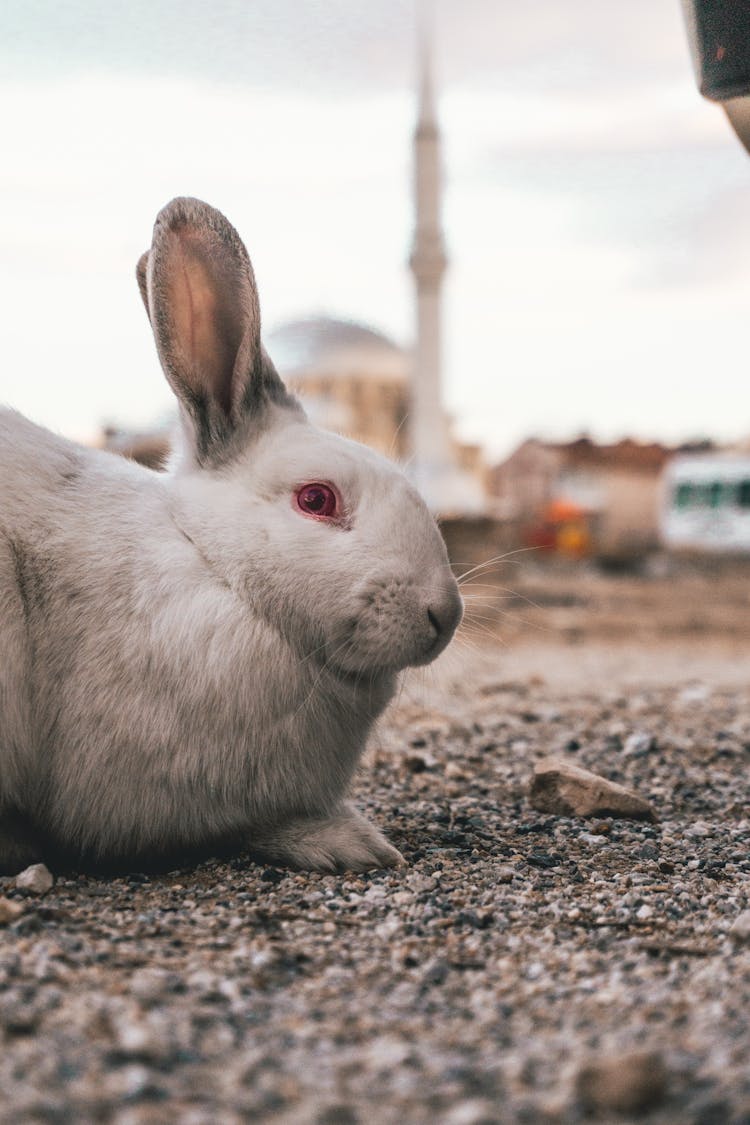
[682, 0, 750, 100]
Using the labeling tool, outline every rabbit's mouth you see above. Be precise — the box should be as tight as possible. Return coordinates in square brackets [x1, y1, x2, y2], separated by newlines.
[324, 578, 463, 675]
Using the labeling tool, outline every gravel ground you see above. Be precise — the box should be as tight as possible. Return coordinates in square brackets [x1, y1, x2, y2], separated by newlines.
[1, 567, 749, 1124]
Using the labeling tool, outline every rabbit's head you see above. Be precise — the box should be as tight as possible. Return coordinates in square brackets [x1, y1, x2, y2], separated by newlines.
[138, 198, 462, 676]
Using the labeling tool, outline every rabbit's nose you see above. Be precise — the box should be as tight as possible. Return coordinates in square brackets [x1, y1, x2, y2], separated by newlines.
[426, 584, 464, 645]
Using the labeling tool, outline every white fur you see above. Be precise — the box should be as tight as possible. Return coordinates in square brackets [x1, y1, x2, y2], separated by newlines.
[0, 198, 462, 873]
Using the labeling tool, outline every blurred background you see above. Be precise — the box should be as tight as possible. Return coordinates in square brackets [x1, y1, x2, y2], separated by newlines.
[2, 0, 750, 563]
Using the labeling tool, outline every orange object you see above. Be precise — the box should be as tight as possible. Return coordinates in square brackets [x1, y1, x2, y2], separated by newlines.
[556, 521, 591, 558]
[543, 498, 585, 524]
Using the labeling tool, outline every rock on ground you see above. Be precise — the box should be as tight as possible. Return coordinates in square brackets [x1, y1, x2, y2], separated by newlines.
[529, 755, 656, 821]
[0, 897, 24, 926]
[729, 910, 750, 946]
[14, 864, 54, 896]
[575, 1050, 668, 1114]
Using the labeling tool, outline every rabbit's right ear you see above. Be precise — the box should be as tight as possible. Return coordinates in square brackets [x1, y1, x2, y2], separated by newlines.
[136, 251, 150, 322]
[141, 197, 294, 464]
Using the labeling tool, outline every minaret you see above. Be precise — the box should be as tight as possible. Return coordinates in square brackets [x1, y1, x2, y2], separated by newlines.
[408, 1, 451, 500]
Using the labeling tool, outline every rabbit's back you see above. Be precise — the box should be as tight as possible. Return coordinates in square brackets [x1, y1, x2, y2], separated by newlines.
[0, 412, 163, 826]
[0, 411, 86, 802]
[0, 409, 84, 519]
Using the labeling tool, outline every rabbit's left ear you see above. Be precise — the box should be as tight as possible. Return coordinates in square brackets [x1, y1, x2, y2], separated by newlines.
[139, 197, 293, 462]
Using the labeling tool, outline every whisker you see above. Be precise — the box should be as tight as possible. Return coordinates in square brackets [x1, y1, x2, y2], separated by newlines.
[454, 547, 541, 585]
[388, 411, 411, 460]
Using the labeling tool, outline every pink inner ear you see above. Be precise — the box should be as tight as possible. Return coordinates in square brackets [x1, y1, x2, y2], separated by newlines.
[165, 230, 242, 417]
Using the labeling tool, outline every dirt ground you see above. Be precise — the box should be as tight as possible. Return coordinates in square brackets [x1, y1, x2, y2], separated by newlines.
[453, 555, 750, 688]
[1, 558, 749, 1123]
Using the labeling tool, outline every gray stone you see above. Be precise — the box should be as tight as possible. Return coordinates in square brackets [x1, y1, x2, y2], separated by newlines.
[0, 897, 24, 925]
[129, 967, 180, 1003]
[623, 731, 656, 757]
[576, 1050, 668, 1114]
[729, 910, 750, 946]
[529, 757, 657, 821]
[14, 863, 54, 895]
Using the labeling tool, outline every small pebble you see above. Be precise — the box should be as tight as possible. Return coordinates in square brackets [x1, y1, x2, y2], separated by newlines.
[494, 865, 515, 884]
[729, 911, 750, 946]
[0, 896, 24, 925]
[14, 863, 54, 895]
[576, 1050, 668, 1114]
[623, 732, 656, 756]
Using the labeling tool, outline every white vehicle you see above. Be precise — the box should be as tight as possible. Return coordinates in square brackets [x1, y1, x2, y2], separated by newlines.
[661, 454, 750, 553]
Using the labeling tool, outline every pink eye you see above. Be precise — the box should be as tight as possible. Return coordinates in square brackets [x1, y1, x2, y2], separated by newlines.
[294, 482, 339, 521]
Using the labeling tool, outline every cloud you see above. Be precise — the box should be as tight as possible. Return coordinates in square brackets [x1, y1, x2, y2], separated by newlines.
[0, 0, 414, 89]
[0, 0, 697, 99]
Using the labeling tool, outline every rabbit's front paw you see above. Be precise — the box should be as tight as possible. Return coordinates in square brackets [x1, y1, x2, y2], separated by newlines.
[254, 805, 404, 873]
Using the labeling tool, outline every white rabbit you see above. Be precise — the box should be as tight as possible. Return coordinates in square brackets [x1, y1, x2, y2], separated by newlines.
[0, 198, 462, 874]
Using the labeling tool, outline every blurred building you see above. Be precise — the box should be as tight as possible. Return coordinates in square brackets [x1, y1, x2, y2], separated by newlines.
[662, 451, 750, 553]
[266, 317, 410, 459]
[489, 436, 681, 559]
[100, 424, 170, 470]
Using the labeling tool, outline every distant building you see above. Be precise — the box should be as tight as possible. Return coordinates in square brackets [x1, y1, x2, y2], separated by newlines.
[100, 424, 170, 470]
[662, 452, 750, 553]
[490, 436, 685, 558]
[405, 6, 485, 514]
[266, 317, 410, 460]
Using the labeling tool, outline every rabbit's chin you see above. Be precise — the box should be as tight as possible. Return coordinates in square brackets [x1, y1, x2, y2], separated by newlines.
[323, 630, 449, 680]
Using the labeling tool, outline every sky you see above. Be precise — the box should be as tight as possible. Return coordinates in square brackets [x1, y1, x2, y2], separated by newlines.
[1, 0, 750, 460]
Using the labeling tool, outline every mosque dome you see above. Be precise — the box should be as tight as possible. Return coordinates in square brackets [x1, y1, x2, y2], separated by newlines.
[266, 316, 408, 382]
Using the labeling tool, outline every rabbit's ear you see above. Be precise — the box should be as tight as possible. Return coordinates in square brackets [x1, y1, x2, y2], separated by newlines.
[135, 252, 150, 321]
[143, 197, 292, 462]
